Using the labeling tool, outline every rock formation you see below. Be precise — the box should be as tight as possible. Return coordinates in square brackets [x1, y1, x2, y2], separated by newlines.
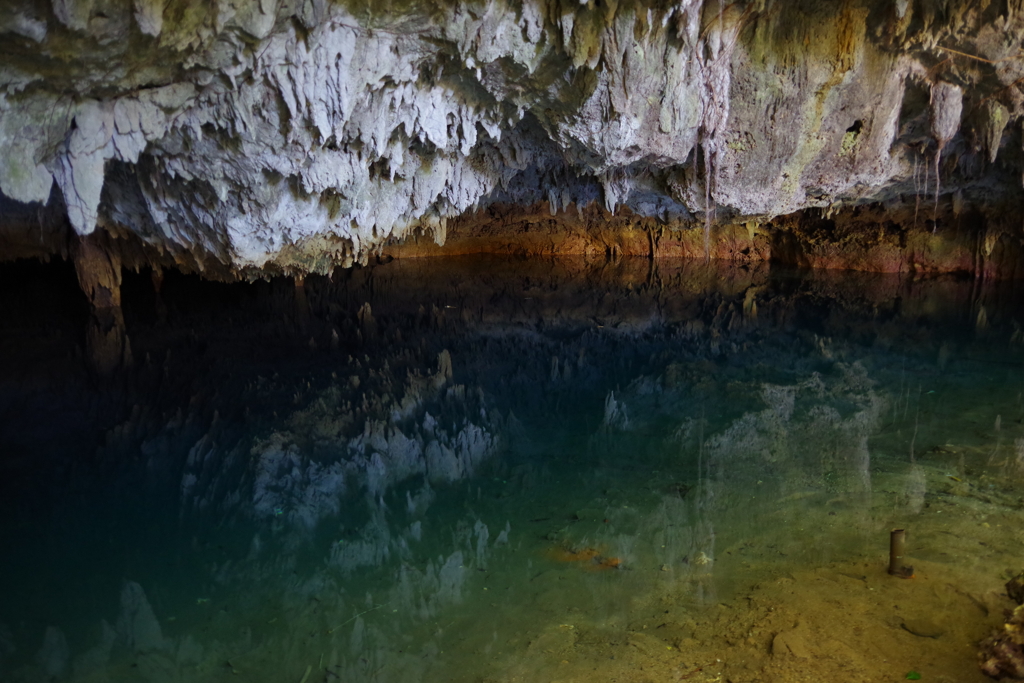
[72, 231, 132, 372]
[979, 572, 1024, 680]
[2, 0, 1024, 278]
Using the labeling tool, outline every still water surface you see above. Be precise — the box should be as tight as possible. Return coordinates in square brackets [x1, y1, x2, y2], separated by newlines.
[1, 257, 1022, 683]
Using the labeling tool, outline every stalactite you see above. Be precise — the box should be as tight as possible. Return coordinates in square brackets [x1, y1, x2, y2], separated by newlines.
[929, 81, 964, 220]
[72, 232, 132, 375]
[0, 0, 1014, 275]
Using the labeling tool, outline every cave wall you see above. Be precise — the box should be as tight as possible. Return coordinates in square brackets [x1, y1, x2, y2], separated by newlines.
[2, 0, 1024, 276]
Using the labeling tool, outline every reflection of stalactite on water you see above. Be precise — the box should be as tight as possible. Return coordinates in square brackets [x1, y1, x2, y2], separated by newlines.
[179, 349, 503, 531]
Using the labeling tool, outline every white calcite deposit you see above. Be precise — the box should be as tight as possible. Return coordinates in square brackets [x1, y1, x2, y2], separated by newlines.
[1, 0, 1021, 272]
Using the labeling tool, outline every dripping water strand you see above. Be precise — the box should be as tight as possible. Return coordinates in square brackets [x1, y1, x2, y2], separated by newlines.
[912, 154, 920, 229]
[703, 141, 713, 263]
[934, 145, 941, 229]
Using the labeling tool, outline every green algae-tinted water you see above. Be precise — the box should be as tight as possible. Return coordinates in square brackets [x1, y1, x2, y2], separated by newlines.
[1, 257, 1022, 683]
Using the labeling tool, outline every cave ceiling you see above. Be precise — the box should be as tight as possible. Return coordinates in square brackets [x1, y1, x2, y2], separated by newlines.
[1, 0, 1024, 276]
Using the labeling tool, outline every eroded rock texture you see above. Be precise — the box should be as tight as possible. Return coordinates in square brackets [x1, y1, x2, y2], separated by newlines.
[2, 0, 1024, 275]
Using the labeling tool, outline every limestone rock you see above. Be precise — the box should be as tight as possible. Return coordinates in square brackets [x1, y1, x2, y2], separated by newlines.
[115, 581, 167, 654]
[772, 629, 812, 658]
[930, 81, 963, 155]
[0, 0, 1022, 275]
[901, 616, 945, 639]
[34, 626, 69, 679]
[979, 603, 1024, 679]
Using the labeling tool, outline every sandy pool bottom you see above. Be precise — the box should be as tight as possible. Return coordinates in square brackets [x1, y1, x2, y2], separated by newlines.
[416, 467, 1019, 683]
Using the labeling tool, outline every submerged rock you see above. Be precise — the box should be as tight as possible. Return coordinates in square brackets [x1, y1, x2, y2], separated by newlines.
[34, 626, 69, 680]
[979, 572, 1024, 679]
[115, 581, 167, 654]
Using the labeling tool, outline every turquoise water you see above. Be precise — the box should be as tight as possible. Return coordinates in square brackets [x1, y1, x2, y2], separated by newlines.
[1, 257, 1022, 682]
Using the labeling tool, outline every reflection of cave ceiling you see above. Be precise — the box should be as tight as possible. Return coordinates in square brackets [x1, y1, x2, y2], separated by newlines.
[1, 0, 1023, 273]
